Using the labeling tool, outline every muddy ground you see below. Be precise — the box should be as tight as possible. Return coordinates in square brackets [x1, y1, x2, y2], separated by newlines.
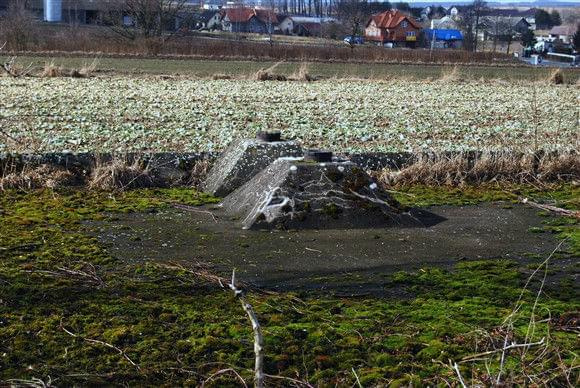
[91, 201, 564, 296]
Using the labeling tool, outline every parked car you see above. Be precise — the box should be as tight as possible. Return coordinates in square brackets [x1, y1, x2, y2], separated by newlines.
[343, 36, 364, 45]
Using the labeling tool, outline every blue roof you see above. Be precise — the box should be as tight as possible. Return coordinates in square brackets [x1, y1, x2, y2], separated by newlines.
[424, 29, 463, 41]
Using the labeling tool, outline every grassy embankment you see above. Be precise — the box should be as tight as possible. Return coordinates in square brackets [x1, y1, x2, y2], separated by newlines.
[1, 184, 578, 386]
[2, 55, 580, 81]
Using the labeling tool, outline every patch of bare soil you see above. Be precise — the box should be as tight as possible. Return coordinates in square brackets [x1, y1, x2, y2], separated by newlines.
[91, 202, 561, 296]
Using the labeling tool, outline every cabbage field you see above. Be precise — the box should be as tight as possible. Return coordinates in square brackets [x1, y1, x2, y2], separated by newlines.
[1, 77, 578, 153]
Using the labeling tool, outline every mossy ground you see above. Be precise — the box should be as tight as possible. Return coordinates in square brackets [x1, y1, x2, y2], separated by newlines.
[0, 185, 578, 386]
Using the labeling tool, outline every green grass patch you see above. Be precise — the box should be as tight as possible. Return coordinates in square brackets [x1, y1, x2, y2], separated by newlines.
[0, 187, 578, 386]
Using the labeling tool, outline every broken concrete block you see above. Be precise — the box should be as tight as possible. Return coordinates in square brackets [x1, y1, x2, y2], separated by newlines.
[202, 135, 302, 197]
[220, 157, 418, 230]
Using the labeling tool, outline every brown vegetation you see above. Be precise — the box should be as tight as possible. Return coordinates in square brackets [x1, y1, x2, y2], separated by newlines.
[0, 164, 77, 191]
[187, 159, 212, 188]
[0, 24, 519, 66]
[374, 151, 580, 186]
[1, 151, 577, 192]
[89, 158, 156, 191]
[548, 68, 564, 85]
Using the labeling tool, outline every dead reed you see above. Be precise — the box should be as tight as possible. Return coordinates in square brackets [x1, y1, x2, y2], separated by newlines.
[0, 164, 77, 191]
[374, 151, 580, 187]
[548, 68, 565, 85]
[187, 159, 212, 188]
[89, 157, 156, 191]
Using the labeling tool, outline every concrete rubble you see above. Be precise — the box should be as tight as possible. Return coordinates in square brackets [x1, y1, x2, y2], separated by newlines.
[220, 156, 420, 229]
[202, 132, 302, 197]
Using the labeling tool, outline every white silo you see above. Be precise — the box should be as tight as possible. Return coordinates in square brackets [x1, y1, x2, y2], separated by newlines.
[44, 0, 62, 22]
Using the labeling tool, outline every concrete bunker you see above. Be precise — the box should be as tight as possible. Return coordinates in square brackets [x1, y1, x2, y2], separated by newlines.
[203, 131, 302, 197]
[220, 152, 423, 230]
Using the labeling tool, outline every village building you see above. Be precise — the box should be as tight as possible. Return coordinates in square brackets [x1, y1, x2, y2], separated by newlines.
[429, 15, 459, 30]
[549, 25, 576, 44]
[195, 10, 223, 30]
[479, 16, 532, 41]
[364, 10, 422, 47]
[278, 16, 333, 36]
[221, 7, 278, 34]
[424, 29, 463, 49]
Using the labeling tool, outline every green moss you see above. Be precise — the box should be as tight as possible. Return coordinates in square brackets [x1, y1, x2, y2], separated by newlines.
[391, 184, 579, 208]
[0, 186, 578, 386]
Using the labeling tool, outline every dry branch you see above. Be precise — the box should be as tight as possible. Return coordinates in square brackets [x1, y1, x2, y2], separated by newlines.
[201, 368, 248, 388]
[60, 320, 140, 370]
[521, 198, 580, 219]
[172, 203, 218, 223]
[461, 338, 546, 362]
[263, 374, 315, 387]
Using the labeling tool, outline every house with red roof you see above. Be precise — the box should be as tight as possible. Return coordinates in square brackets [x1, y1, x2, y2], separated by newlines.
[364, 10, 422, 47]
[222, 7, 279, 34]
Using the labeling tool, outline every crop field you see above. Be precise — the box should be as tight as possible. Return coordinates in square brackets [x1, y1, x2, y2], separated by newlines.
[1, 76, 578, 154]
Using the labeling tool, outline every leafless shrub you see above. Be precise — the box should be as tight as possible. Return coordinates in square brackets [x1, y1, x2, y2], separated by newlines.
[0, 164, 77, 191]
[89, 157, 155, 191]
[374, 151, 579, 187]
[0, 1, 38, 51]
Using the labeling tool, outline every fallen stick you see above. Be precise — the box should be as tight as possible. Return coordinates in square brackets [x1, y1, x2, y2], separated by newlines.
[521, 198, 580, 219]
[229, 269, 264, 388]
[461, 338, 545, 362]
[60, 320, 140, 370]
[172, 203, 218, 223]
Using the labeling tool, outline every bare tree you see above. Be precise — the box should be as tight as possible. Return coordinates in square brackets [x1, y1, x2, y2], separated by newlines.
[336, 0, 370, 49]
[457, 0, 486, 52]
[0, 0, 38, 51]
[106, 0, 191, 41]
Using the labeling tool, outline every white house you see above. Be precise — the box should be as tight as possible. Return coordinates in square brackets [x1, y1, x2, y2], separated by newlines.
[448, 7, 459, 18]
[549, 25, 576, 44]
[278, 16, 336, 35]
[430, 15, 459, 30]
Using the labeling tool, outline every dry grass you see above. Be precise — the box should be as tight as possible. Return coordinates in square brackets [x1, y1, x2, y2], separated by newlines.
[290, 62, 316, 82]
[253, 61, 287, 81]
[211, 73, 232, 80]
[374, 152, 580, 187]
[39, 58, 97, 78]
[40, 60, 64, 77]
[89, 158, 156, 191]
[0, 164, 77, 191]
[437, 66, 464, 83]
[187, 159, 212, 188]
[78, 58, 99, 77]
[548, 68, 564, 85]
